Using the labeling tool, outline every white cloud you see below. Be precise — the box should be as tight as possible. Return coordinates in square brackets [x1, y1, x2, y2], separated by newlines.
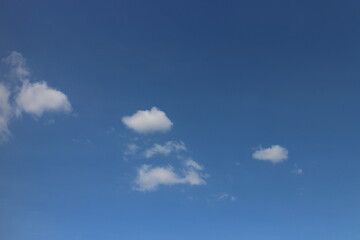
[134, 165, 181, 191]
[133, 161, 207, 191]
[144, 141, 186, 158]
[0, 51, 72, 143]
[252, 145, 288, 163]
[15, 81, 72, 116]
[183, 169, 206, 185]
[122, 107, 173, 133]
[185, 158, 203, 170]
[0, 84, 12, 143]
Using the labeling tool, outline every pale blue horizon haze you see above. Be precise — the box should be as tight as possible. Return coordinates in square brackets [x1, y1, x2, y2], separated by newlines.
[0, 1, 360, 239]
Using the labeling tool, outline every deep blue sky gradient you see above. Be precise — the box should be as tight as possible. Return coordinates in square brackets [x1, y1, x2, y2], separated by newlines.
[1, 0, 360, 239]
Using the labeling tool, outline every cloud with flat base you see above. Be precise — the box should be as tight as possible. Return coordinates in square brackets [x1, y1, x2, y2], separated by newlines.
[122, 107, 173, 134]
[16, 81, 71, 117]
[252, 145, 288, 163]
[133, 160, 207, 191]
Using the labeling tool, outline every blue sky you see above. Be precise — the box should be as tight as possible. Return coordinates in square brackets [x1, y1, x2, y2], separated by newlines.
[1, 0, 360, 239]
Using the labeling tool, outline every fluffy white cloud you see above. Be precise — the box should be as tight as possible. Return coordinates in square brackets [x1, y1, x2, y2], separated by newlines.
[134, 165, 182, 191]
[144, 141, 186, 158]
[0, 84, 11, 143]
[0, 51, 72, 143]
[16, 81, 72, 116]
[122, 107, 173, 133]
[252, 145, 288, 163]
[133, 160, 206, 191]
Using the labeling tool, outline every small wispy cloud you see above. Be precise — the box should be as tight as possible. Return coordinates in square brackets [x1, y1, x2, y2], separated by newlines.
[3, 51, 30, 82]
[291, 165, 303, 175]
[144, 141, 186, 158]
[122, 107, 173, 134]
[252, 145, 288, 164]
[184, 158, 203, 170]
[124, 143, 140, 156]
[217, 193, 236, 202]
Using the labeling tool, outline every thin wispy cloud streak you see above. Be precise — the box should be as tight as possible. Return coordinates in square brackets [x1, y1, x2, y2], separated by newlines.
[144, 141, 187, 158]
